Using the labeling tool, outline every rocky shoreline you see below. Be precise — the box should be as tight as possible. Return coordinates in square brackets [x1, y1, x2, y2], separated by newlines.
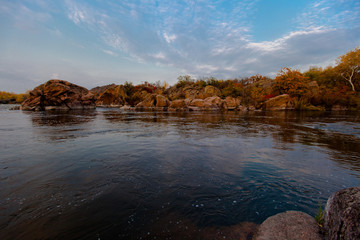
[20, 79, 356, 112]
[254, 187, 360, 240]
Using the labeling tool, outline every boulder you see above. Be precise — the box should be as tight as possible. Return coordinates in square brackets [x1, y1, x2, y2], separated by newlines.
[183, 86, 201, 99]
[21, 80, 96, 111]
[264, 94, 295, 111]
[96, 85, 126, 107]
[255, 211, 322, 240]
[203, 96, 226, 110]
[135, 95, 156, 110]
[189, 99, 205, 108]
[120, 105, 134, 111]
[324, 187, 360, 240]
[331, 105, 348, 111]
[155, 95, 170, 108]
[225, 96, 241, 110]
[9, 105, 21, 110]
[168, 99, 188, 111]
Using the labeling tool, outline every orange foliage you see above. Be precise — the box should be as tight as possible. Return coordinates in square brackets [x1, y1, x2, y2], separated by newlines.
[273, 68, 310, 97]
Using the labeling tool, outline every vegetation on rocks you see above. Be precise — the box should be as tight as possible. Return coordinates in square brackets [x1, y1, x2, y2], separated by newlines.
[0, 91, 29, 104]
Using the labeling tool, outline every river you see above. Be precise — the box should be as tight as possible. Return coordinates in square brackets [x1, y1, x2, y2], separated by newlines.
[1, 105, 360, 239]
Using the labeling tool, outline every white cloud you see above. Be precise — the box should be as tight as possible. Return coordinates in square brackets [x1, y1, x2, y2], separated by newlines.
[153, 52, 166, 60]
[163, 32, 177, 43]
[102, 49, 118, 57]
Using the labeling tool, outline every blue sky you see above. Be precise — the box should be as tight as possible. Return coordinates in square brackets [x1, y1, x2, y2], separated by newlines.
[1, 0, 359, 92]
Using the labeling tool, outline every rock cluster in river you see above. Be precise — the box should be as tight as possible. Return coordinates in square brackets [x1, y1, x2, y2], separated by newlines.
[20, 79, 352, 112]
[21, 80, 95, 111]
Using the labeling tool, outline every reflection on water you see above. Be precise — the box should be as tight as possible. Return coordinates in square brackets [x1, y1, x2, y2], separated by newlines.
[0, 107, 360, 239]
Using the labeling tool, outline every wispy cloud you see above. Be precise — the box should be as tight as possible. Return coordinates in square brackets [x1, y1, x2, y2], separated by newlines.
[102, 49, 118, 57]
[0, 1, 52, 31]
[62, 0, 359, 79]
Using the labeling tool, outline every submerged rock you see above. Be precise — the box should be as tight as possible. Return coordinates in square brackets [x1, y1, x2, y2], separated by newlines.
[324, 187, 360, 240]
[9, 105, 21, 110]
[255, 211, 321, 240]
[21, 80, 95, 111]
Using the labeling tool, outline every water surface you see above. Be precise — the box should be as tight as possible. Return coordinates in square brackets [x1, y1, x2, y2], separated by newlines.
[1, 105, 360, 239]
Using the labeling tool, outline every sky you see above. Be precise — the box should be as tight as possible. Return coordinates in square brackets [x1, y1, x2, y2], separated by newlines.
[0, 0, 359, 93]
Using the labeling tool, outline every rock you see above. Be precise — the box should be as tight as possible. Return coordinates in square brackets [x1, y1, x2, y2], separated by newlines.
[120, 105, 134, 111]
[324, 187, 360, 240]
[90, 84, 117, 96]
[237, 105, 248, 111]
[183, 86, 201, 99]
[255, 211, 322, 240]
[155, 95, 170, 108]
[225, 96, 241, 110]
[204, 85, 221, 96]
[9, 105, 21, 110]
[331, 104, 348, 111]
[264, 94, 295, 111]
[96, 85, 126, 107]
[135, 95, 170, 110]
[135, 95, 156, 110]
[21, 79, 96, 111]
[189, 99, 205, 108]
[168, 99, 188, 111]
[203, 96, 226, 110]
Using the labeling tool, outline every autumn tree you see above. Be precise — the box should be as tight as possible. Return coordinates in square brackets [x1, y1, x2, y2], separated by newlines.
[273, 68, 310, 98]
[336, 47, 360, 92]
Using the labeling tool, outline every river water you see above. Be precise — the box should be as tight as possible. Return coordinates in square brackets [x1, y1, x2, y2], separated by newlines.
[1, 104, 360, 239]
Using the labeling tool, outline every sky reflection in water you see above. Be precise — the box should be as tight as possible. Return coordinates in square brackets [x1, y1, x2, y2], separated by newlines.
[1, 107, 360, 239]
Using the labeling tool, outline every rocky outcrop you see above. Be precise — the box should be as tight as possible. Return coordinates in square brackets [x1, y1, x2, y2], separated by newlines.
[255, 211, 322, 240]
[264, 94, 295, 111]
[21, 80, 95, 111]
[135, 95, 170, 110]
[90, 84, 117, 96]
[324, 187, 360, 240]
[95, 85, 126, 107]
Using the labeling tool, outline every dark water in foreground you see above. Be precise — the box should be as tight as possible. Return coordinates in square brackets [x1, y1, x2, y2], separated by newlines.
[1, 105, 360, 239]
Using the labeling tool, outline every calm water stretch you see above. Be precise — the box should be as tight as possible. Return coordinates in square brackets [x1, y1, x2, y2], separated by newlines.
[1, 104, 360, 239]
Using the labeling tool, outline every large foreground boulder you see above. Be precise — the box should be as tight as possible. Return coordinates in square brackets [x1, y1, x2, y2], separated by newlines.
[255, 211, 322, 240]
[324, 187, 360, 240]
[21, 80, 96, 111]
